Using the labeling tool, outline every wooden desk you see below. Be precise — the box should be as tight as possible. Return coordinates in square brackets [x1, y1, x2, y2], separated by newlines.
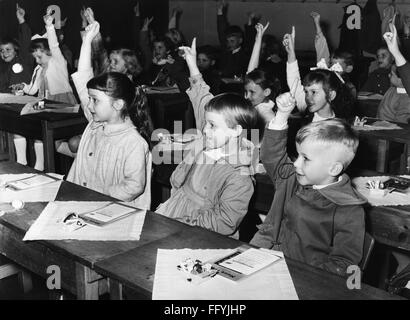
[356, 98, 380, 118]
[0, 104, 88, 172]
[147, 93, 195, 133]
[94, 222, 403, 300]
[355, 122, 410, 173]
[0, 161, 186, 299]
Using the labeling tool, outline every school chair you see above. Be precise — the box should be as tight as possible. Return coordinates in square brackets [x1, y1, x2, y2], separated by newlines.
[359, 232, 376, 272]
[0, 255, 33, 294]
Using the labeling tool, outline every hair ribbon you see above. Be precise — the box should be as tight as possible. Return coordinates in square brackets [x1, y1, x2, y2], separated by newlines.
[310, 58, 345, 84]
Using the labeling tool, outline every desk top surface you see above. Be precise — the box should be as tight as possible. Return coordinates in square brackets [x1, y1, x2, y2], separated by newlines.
[0, 103, 87, 122]
[0, 161, 189, 268]
[0, 161, 405, 300]
[94, 223, 403, 300]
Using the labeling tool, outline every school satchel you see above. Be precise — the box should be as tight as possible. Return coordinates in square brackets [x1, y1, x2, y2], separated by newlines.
[386, 263, 410, 299]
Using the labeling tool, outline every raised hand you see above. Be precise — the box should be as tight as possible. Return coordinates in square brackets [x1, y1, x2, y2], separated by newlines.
[255, 22, 269, 41]
[310, 11, 321, 24]
[60, 17, 68, 28]
[16, 3, 25, 23]
[179, 37, 197, 67]
[43, 12, 54, 26]
[83, 22, 100, 43]
[276, 92, 296, 114]
[383, 22, 400, 57]
[142, 17, 154, 31]
[217, 0, 227, 15]
[84, 7, 95, 25]
[134, 1, 140, 16]
[172, 7, 182, 17]
[283, 26, 296, 56]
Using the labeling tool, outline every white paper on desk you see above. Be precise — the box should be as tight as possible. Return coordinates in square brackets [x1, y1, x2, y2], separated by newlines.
[352, 175, 410, 206]
[152, 249, 298, 300]
[0, 93, 41, 104]
[23, 201, 146, 241]
[20, 102, 80, 115]
[353, 121, 402, 131]
[0, 174, 62, 203]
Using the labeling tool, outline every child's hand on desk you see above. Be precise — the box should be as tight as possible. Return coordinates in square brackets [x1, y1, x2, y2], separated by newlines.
[276, 92, 296, 115]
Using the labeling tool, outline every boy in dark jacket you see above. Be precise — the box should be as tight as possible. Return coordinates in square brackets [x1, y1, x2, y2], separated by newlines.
[251, 92, 366, 276]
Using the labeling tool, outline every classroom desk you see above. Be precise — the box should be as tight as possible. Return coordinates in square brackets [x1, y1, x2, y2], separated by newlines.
[355, 122, 410, 173]
[356, 98, 380, 118]
[0, 161, 187, 299]
[0, 103, 88, 172]
[147, 92, 195, 132]
[93, 222, 403, 300]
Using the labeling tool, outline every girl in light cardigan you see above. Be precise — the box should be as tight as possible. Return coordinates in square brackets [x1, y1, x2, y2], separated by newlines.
[14, 9, 77, 171]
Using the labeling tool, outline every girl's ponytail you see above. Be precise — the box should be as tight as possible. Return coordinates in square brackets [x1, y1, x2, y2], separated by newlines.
[128, 86, 153, 150]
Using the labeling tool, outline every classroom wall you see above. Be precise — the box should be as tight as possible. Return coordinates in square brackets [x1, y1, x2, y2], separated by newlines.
[171, 0, 410, 51]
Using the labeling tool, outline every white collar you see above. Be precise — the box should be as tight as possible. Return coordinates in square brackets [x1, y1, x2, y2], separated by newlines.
[257, 99, 275, 108]
[203, 148, 228, 161]
[313, 176, 343, 190]
[312, 112, 335, 122]
[231, 47, 241, 54]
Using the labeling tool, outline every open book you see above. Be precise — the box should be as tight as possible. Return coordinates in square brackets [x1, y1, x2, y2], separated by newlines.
[4, 174, 58, 191]
[79, 202, 142, 226]
[211, 247, 283, 281]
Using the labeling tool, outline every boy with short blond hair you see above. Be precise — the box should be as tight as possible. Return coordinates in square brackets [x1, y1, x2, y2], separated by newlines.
[251, 92, 366, 276]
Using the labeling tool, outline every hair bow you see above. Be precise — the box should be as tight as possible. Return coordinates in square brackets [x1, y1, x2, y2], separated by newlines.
[310, 58, 345, 84]
[31, 33, 47, 41]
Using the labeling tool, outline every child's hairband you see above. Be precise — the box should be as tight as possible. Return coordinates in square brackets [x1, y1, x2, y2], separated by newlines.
[310, 58, 345, 84]
[31, 33, 47, 41]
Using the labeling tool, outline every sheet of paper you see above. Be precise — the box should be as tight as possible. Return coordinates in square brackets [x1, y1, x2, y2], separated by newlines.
[152, 249, 299, 300]
[0, 93, 41, 104]
[20, 102, 79, 115]
[352, 175, 410, 206]
[0, 174, 62, 203]
[23, 201, 146, 241]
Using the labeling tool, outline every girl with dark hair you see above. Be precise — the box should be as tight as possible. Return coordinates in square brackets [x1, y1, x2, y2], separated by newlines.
[67, 22, 152, 210]
[245, 22, 282, 124]
[155, 38, 259, 237]
[12, 8, 77, 171]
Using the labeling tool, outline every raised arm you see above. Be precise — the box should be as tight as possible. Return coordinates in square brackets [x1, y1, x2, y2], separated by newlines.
[384, 22, 410, 96]
[217, 0, 229, 47]
[132, 2, 142, 51]
[140, 17, 154, 70]
[72, 22, 100, 121]
[16, 4, 32, 65]
[44, 8, 65, 62]
[247, 22, 269, 74]
[311, 12, 330, 64]
[180, 38, 214, 131]
[283, 27, 306, 112]
[168, 7, 182, 30]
